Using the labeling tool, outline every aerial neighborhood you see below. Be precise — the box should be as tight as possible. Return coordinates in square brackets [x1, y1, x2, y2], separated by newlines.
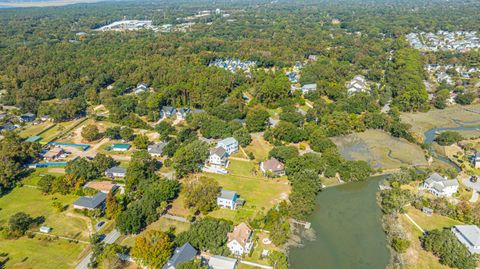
[2, 1, 480, 269]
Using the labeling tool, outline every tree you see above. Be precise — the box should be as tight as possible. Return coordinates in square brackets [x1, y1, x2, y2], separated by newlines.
[106, 191, 122, 219]
[246, 107, 270, 132]
[435, 131, 463, 146]
[156, 122, 175, 140]
[184, 177, 220, 214]
[268, 146, 299, 163]
[133, 134, 151, 149]
[268, 251, 288, 269]
[81, 124, 101, 142]
[309, 135, 336, 153]
[66, 158, 98, 180]
[177, 260, 207, 269]
[9, 212, 34, 236]
[0, 132, 41, 194]
[38, 174, 56, 194]
[105, 126, 122, 140]
[119, 127, 135, 141]
[92, 153, 118, 173]
[272, 121, 307, 143]
[255, 73, 290, 107]
[89, 233, 105, 268]
[455, 92, 476, 105]
[173, 141, 209, 177]
[132, 230, 173, 269]
[125, 150, 157, 192]
[422, 229, 477, 269]
[233, 128, 252, 147]
[175, 219, 231, 255]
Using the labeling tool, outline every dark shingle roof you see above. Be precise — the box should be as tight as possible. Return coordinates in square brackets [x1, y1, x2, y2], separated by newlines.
[162, 243, 197, 269]
[73, 192, 107, 209]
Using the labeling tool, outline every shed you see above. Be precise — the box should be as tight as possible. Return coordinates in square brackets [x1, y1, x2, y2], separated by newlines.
[39, 226, 52, 233]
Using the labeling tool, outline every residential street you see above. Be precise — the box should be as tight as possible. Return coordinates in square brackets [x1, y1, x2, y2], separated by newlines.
[75, 229, 121, 269]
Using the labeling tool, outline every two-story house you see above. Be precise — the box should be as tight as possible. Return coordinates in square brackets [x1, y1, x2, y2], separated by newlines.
[217, 189, 238, 210]
[423, 172, 459, 197]
[227, 223, 253, 256]
[217, 137, 238, 155]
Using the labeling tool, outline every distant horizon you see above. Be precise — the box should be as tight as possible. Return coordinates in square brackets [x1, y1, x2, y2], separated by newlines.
[0, 0, 107, 8]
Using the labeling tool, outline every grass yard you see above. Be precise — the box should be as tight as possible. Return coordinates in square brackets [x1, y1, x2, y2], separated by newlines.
[399, 215, 452, 269]
[205, 160, 290, 222]
[332, 130, 428, 170]
[244, 134, 273, 162]
[0, 187, 91, 241]
[21, 168, 65, 186]
[405, 207, 462, 231]
[18, 122, 55, 139]
[40, 117, 86, 143]
[120, 218, 190, 248]
[0, 236, 85, 269]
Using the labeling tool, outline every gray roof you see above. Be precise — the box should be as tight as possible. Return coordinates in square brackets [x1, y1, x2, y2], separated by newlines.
[177, 108, 191, 115]
[219, 189, 237, 200]
[73, 192, 107, 209]
[218, 137, 237, 146]
[162, 106, 176, 113]
[302, 83, 317, 90]
[454, 225, 480, 246]
[148, 142, 167, 155]
[105, 166, 127, 174]
[210, 146, 227, 158]
[162, 243, 197, 269]
[475, 152, 480, 159]
[208, 255, 237, 269]
[425, 173, 446, 184]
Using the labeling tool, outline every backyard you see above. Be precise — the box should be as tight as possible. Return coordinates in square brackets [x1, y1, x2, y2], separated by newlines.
[0, 187, 92, 241]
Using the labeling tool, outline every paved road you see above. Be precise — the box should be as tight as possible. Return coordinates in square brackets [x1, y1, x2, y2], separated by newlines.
[75, 229, 121, 269]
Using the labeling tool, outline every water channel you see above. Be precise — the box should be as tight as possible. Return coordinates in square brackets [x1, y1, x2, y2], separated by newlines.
[289, 176, 390, 269]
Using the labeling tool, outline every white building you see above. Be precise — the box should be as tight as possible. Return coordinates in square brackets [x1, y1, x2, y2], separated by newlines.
[227, 223, 253, 256]
[423, 173, 459, 197]
[209, 147, 229, 167]
[347, 75, 369, 95]
[452, 225, 480, 254]
[473, 152, 480, 168]
[217, 137, 238, 155]
[301, 83, 317, 94]
[208, 255, 237, 269]
[217, 189, 238, 210]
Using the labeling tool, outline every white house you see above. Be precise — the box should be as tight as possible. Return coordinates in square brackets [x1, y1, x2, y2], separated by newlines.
[347, 75, 368, 95]
[217, 137, 238, 155]
[148, 142, 167, 157]
[176, 108, 191, 120]
[423, 173, 459, 197]
[473, 152, 480, 168]
[217, 189, 238, 210]
[105, 167, 127, 178]
[301, 83, 317, 94]
[227, 223, 253, 256]
[208, 255, 237, 269]
[209, 147, 229, 167]
[134, 83, 148, 95]
[452, 225, 480, 254]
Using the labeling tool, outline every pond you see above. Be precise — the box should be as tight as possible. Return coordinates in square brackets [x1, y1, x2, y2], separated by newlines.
[289, 176, 390, 269]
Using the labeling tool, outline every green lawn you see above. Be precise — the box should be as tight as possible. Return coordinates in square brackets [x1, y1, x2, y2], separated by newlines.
[244, 135, 273, 162]
[205, 160, 290, 222]
[40, 118, 86, 143]
[399, 215, 451, 269]
[406, 207, 462, 231]
[0, 187, 91, 241]
[0, 236, 85, 269]
[18, 122, 55, 139]
[21, 168, 65, 186]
